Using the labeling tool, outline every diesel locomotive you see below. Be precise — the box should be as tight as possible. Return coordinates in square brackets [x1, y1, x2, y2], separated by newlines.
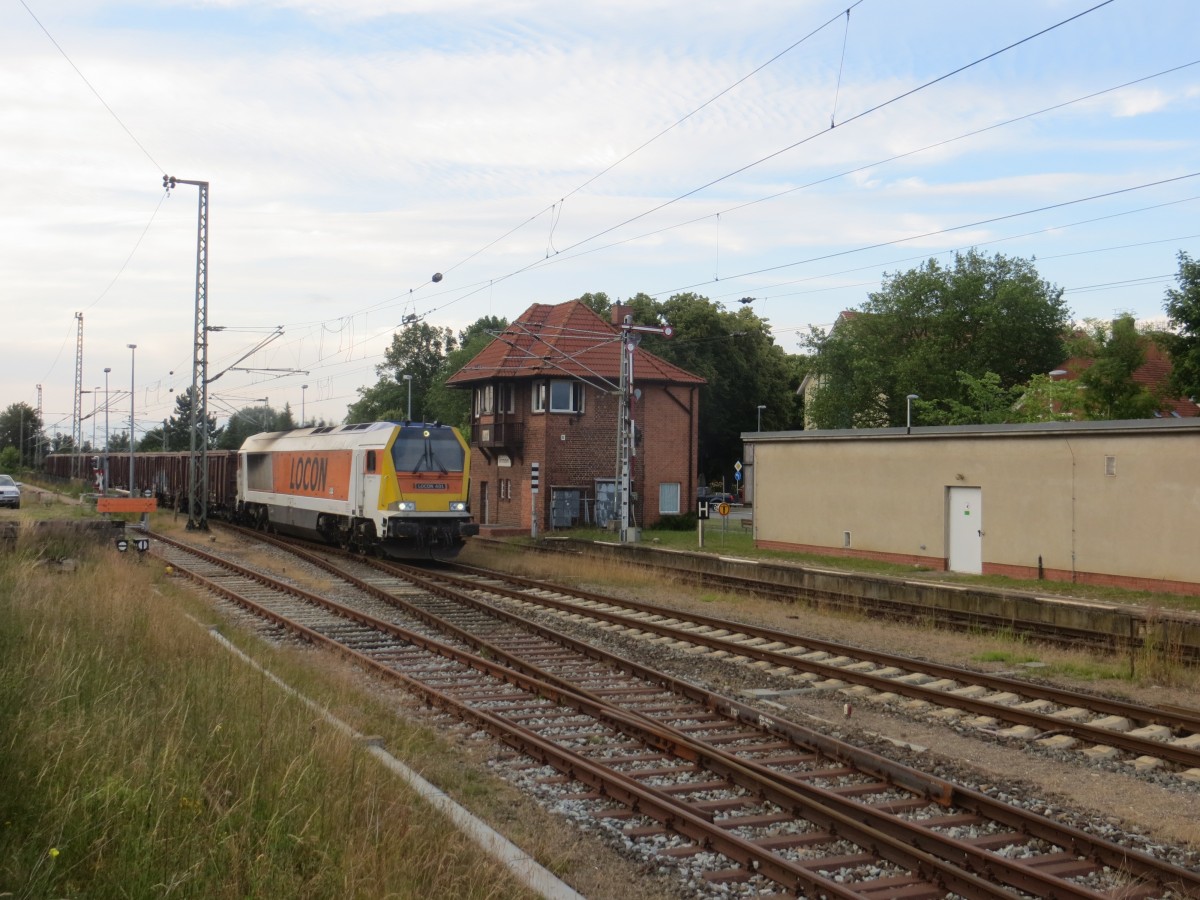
[238, 421, 478, 557]
[43, 421, 479, 559]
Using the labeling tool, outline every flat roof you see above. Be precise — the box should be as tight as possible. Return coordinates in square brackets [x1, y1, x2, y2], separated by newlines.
[744, 417, 1200, 443]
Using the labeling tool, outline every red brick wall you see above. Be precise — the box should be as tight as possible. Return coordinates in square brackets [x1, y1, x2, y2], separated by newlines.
[467, 378, 698, 531]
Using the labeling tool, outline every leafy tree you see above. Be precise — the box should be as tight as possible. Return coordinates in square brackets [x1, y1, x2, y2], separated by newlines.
[347, 321, 457, 424]
[1163, 251, 1200, 399]
[0, 402, 43, 466]
[624, 292, 803, 484]
[107, 431, 130, 453]
[574, 292, 613, 319]
[219, 404, 282, 450]
[914, 371, 1078, 425]
[803, 250, 1070, 428]
[0, 446, 19, 472]
[1071, 315, 1160, 420]
[155, 387, 223, 451]
[425, 316, 509, 430]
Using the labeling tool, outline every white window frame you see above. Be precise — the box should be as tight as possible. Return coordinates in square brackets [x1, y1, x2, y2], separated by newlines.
[549, 379, 584, 414]
[532, 382, 547, 414]
[658, 482, 681, 515]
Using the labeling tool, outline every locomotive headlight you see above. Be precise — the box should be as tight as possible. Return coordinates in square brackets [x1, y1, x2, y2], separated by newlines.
[449, 501, 467, 512]
[396, 501, 417, 511]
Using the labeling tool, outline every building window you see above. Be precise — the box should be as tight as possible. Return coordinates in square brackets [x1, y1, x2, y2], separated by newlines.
[532, 382, 546, 413]
[658, 482, 681, 515]
[475, 385, 494, 417]
[1105, 455, 1116, 477]
[549, 380, 584, 413]
[498, 384, 514, 413]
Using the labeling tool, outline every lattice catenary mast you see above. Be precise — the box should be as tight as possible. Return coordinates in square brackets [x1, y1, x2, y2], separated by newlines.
[163, 175, 210, 530]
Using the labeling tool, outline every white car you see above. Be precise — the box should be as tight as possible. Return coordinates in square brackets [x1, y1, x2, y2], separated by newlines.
[0, 474, 20, 509]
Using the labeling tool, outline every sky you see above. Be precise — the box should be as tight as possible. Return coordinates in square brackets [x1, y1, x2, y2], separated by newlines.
[3, 0, 1199, 443]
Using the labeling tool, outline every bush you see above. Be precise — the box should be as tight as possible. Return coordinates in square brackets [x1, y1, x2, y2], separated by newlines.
[652, 513, 697, 531]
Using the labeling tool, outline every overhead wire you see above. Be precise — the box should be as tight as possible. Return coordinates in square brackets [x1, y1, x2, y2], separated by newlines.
[253, 1, 1137, 362]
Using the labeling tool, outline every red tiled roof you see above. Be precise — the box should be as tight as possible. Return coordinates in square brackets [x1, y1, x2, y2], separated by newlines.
[1058, 340, 1199, 418]
[446, 301, 706, 386]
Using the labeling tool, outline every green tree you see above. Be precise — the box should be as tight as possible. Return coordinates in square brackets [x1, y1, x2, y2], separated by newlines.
[624, 292, 803, 484]
[574, 292, 613, 319]
[0, 402, 43, 467]
[803, 250, 1070, 429]
[219, 404, 281, 450]
[156, 387, 223, 450]
[1163, 251, 1200, 399]
[914, 371, 1079, 425]
[1072, 315, 1160, 420]
[425, 316, 509, 430]
[347, 321, 457, 424]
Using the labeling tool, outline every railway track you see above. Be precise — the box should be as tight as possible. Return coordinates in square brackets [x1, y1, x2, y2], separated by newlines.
[397, 560, 1200, 777]
[489, 537, 1200, 663]
[154, 529, 1200, 898]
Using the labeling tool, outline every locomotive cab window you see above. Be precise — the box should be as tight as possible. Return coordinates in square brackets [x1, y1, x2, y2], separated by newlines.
[366, 450, 377, 473]
[392, 428, 465, 474]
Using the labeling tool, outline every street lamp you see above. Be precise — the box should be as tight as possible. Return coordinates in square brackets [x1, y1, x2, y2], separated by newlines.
[756, 404, 766, 432]
[128, 344, 137, 493]
[403, 374, 413, 421]
[906, 394, 919, 435]
[301, 384, 308, 426]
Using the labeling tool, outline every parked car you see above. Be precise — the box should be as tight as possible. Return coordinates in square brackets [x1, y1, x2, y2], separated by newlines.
[0, 474, 21, 509]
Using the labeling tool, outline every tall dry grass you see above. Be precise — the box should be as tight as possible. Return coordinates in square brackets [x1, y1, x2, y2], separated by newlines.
[0, 529, 535, 899]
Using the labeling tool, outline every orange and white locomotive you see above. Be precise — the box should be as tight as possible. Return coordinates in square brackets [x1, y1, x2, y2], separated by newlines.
[237, 421, 478, 558]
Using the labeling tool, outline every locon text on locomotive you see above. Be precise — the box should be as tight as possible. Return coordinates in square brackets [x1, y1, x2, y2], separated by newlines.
[289, 456, 330, 493]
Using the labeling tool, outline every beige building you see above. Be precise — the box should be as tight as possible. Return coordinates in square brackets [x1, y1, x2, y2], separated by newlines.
[747, 419, 1200, 595]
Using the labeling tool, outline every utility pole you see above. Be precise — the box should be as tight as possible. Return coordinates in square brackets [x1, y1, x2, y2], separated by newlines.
[35, 384, 43, 467]
[613, 315, 673, 544]
[164, 176, 211, 530]
[73, 312, 83, 478]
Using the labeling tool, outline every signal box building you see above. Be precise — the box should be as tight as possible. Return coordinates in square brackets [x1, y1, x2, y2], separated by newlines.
[446, 301, 706, 534]
[746, 418, 1200, 595]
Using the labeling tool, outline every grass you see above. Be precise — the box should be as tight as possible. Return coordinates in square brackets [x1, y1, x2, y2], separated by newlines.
[0, 526, 541, 899]
[544, 523, 1200, 614]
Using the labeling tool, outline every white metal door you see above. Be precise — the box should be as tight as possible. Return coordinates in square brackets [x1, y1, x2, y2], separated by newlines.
[948, 486, 983, 574]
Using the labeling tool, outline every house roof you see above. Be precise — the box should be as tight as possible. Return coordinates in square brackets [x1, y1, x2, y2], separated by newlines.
[1057, 339, 1199, 418]
[445, 301, 706, 387]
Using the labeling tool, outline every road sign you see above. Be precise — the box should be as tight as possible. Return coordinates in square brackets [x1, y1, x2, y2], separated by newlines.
[697, 500, 710, 520]
[734, 471, 741, 482]
[718, 502, 731, 516]
[734, 460, 742, 472]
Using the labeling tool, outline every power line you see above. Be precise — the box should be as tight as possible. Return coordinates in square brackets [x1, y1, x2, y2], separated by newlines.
[19, 0, 164, 175]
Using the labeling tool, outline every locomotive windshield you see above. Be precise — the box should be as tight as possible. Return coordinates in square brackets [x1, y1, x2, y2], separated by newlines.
[391, 427, 465, 474]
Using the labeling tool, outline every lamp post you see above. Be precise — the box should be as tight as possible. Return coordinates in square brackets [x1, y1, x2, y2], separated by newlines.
[756, 404, 766, 432]
[403, 374, 413, 421]
[301, 384, 308, 426]
[128, 345, 137, 493]
[906, 394, 919, 435]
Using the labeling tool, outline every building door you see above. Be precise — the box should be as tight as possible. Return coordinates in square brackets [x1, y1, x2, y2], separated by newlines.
[479, 481, 489, 525]
[947, 486, 983, 574]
